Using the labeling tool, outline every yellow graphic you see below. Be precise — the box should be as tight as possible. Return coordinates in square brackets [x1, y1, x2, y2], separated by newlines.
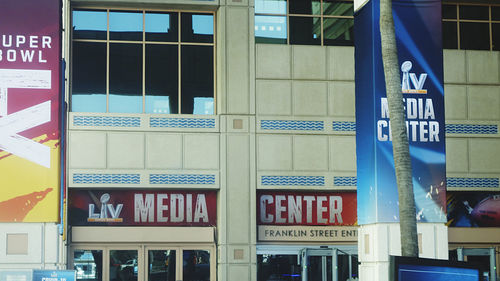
[0, 135, 60, 222]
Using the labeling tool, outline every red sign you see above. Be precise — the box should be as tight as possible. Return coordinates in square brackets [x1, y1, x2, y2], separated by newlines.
[257, 192, 357, 226]
[69, 190, 217, 226]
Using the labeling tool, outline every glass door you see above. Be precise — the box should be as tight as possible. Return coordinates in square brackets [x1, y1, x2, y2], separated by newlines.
[453, 248, 497, 281]
[299, 248, 358, 281]
[71, 245, 215, 281]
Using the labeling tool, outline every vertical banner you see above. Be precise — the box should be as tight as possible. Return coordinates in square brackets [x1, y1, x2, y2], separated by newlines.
[0, 0, 61, 222]
[354, 0, 446, 224]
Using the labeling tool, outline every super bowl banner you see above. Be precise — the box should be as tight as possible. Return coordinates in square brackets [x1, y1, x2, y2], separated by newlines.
[69, 190, 217, 226]
[354, 0, 446, 224]
[0, 0, 61, 222]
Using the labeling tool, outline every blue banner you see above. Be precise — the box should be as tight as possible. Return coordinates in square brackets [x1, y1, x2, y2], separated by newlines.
[354, 0, 446, 224]
[33, 270, 75, 281]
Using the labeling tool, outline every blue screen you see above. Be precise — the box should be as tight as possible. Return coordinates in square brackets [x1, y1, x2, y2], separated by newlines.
[398, 264, 480, 281]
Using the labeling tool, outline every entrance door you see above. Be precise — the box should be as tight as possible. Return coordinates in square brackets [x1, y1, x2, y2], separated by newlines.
[299, 248, 358, 281]
[256, 245, 358, 281]
[454, 248, 497, 281]
[70, 245, 215, 281]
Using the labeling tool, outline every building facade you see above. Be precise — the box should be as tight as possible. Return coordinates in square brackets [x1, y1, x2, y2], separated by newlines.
[1, 0, 500, 280]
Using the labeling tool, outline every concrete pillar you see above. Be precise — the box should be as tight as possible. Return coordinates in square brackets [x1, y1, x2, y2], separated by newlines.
[358, 223, 448, 281]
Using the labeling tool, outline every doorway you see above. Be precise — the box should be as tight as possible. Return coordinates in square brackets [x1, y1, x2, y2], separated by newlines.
[70, 244, 215, 281]
[257, 245, 358, 281]
[450, 247, 497, 281]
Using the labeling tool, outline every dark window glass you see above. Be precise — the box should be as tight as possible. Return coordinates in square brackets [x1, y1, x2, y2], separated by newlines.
[109, 11, 143, 41]
[255, 0, 287, 14]
[109, 250, 138, 281]
[182, 250, 210, 281]
[257, 254, 301, 281]
[323, 1, 354, 16]
[323, 18, 354, 46]
[442, 21, 458, 49]
[289, 16, 321, 45]
[72, 42, 107, 112]
[74, 250, 102, 281]
[460, 22, 490, 50]
[255, 15, 287, 44]
[289, 0, 321, 15]
[442, 4, 457, 19]
[181, 13, 214, 43]
[492, 7, 500, 21]
[459, 5, 489, 20]
[493, 23, 500, 51]
[145, 12, 178, 42]
[181, 45, 214, 114]
[73, 10, 107, 40]
[146, 44, 178, 114]
[109, 43, 143, 113]
[148, 250, 176, 281]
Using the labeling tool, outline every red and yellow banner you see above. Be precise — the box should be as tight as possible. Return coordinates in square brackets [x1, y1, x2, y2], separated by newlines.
[0, 0, 61, 222]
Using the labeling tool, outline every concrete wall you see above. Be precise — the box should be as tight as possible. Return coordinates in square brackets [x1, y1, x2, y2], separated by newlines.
[0, 223, 65, 269]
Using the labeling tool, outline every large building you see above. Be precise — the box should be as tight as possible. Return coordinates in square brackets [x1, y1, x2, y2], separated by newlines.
[0, 0, 499, 280]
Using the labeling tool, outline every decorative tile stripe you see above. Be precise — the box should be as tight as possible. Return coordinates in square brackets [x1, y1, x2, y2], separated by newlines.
[446, 124, 498, 134]
[73, 173, 140, 184]
[150, 174, 216, 185]
[261, 176, 325, 186]
[260, 120, 324, 131]
[332, 121, 356, 132]
[447, 177, 499, 188]
[73, 116, 141, 127]
[150, 118, 215, 128]
[333, 176, 357, 186]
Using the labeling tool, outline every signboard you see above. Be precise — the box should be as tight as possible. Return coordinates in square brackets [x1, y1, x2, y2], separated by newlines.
[0, 270, 32, 281]
[258, 225, 358, 242]
[0, 0, 61, 222]
[354, 0, 446, 224]
[447, 193, 500, 227]
[257, 192, 357, 226]
[69, 190, 217, 226]
[33, 270, 75, 281]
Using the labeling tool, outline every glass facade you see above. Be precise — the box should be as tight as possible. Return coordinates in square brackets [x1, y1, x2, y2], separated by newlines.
[255, 0, 354, 46]
[71, 9, 215, 114]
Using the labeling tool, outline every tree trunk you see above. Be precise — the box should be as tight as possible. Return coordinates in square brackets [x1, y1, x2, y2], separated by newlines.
[379, 0, 419, 257]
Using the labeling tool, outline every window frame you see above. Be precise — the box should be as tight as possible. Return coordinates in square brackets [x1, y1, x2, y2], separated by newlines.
[254, 0, 355, 46]
[70, 7, 217, 114]
[442, 2, 500, 51]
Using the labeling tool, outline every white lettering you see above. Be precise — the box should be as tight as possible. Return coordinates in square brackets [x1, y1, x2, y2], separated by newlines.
[275, 195, 286, 223]
[194, 194, 209, 223]
[329, 196, 343, 223]
[170, 194, 184, 222]
[288, 195, 302, 223]
[135, 194, 154, 222]
[157, 194, 168, 222]
[260, 195, 274, 223]
[316, 196, 327, 224]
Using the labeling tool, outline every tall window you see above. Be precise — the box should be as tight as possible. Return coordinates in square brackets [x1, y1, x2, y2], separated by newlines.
[255, 0, 354, 46]
[443, 4, 500, 51]
[71, 9, 215, 114]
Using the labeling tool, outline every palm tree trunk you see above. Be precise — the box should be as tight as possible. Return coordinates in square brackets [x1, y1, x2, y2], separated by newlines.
[379, 0, 419, 257]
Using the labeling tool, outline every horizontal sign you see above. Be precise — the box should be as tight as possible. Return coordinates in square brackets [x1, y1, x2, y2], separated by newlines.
[257, 191, 357, 226]
[258, 225, 358, 242]
[33, 271, 75, 281]
[69, 190, 216, 226]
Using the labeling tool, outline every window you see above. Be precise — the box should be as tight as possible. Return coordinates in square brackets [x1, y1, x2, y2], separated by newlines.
[71, 9, 215, 114]
[255, 0, 354, 46]
[443, 3, 500, 51]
